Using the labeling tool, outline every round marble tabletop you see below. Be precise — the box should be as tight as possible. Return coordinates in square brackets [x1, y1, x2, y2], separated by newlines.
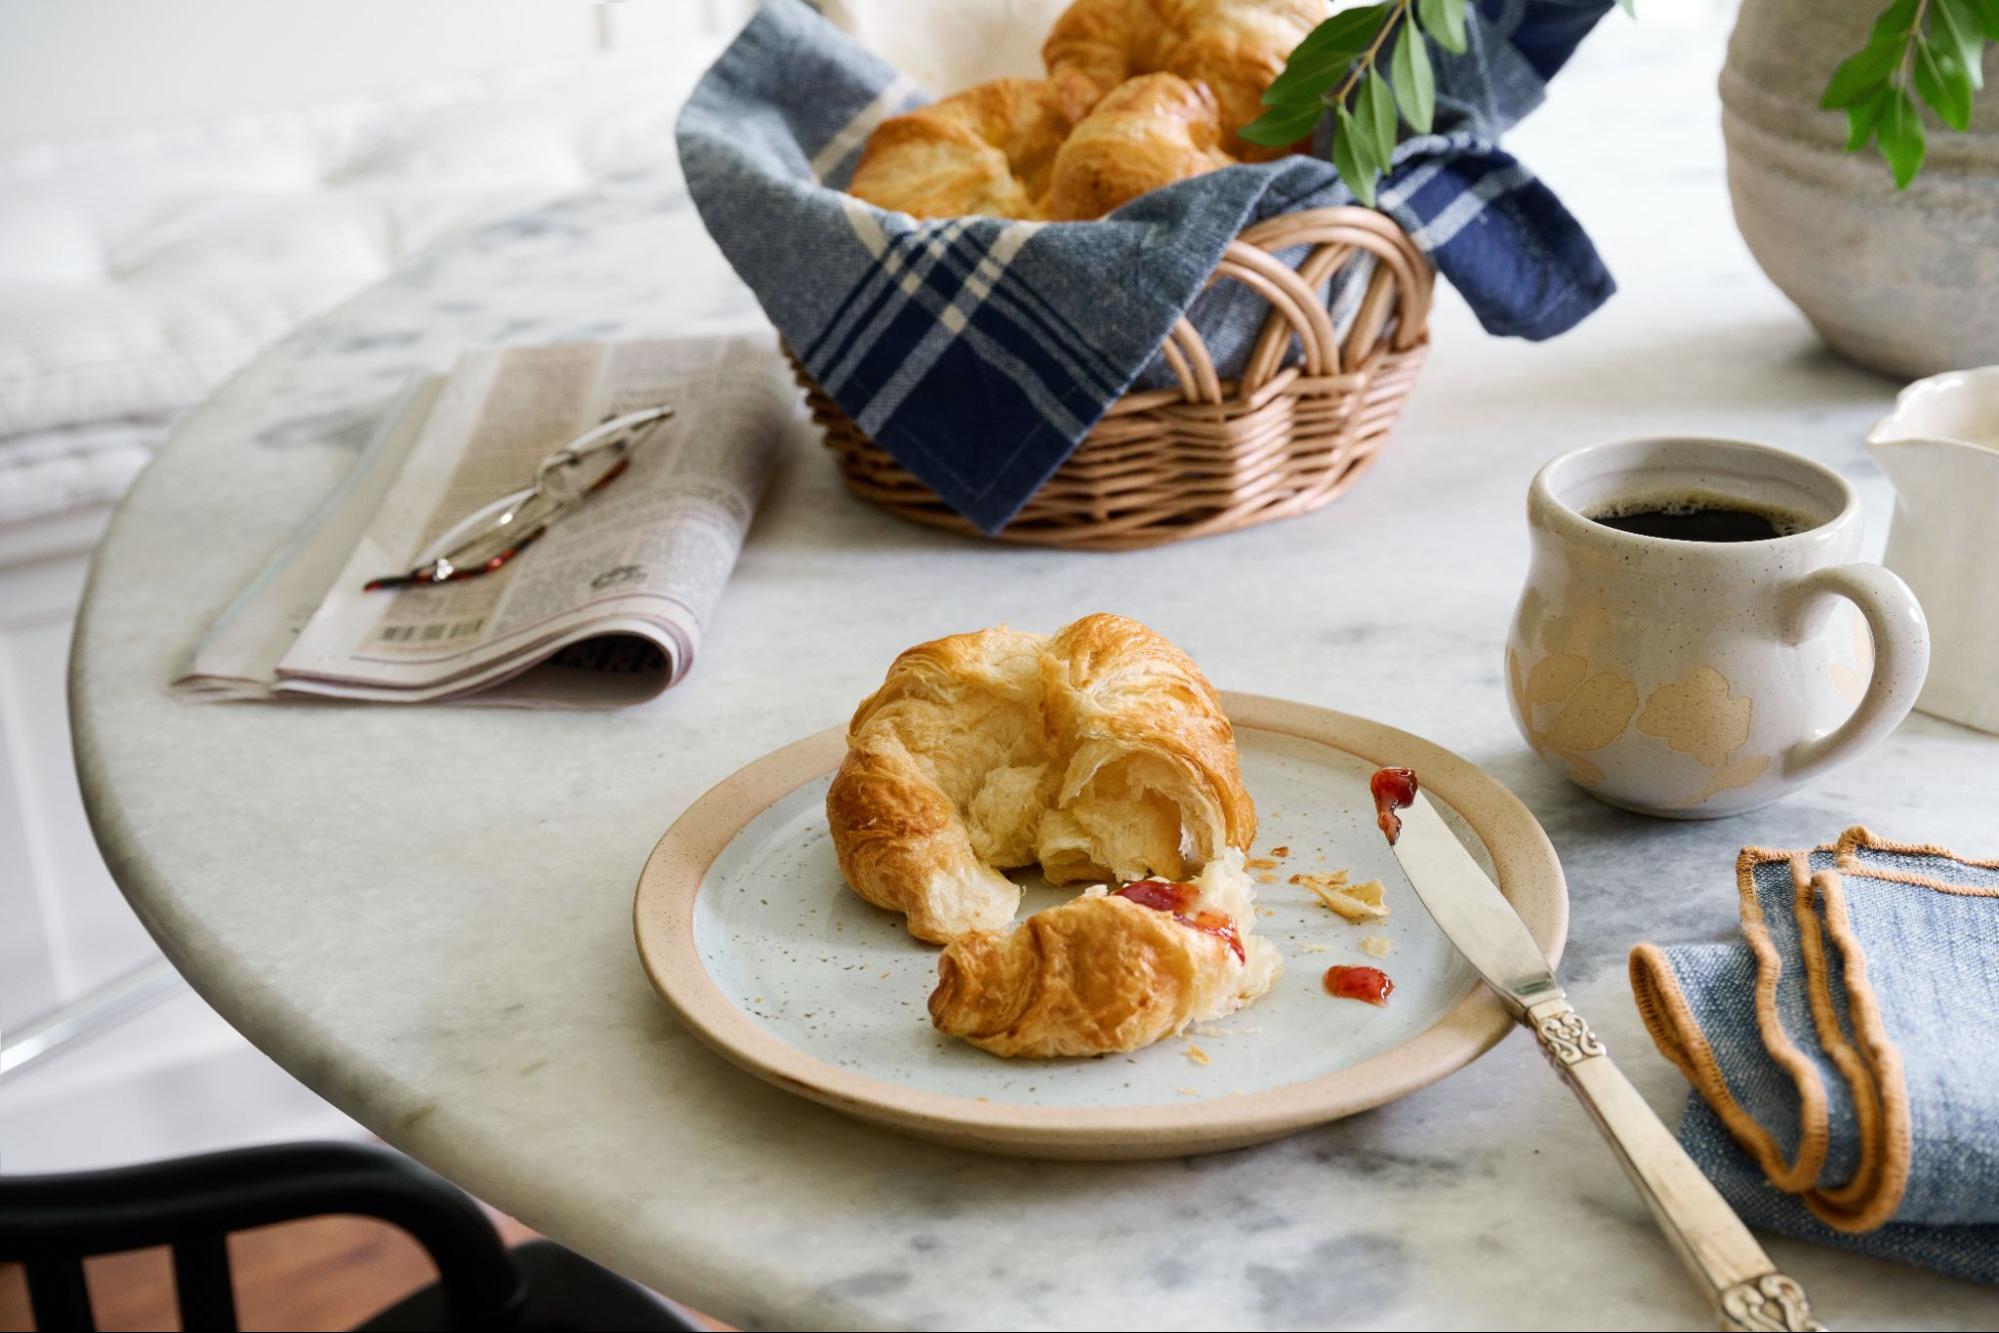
[73, 22, 1995, 1333]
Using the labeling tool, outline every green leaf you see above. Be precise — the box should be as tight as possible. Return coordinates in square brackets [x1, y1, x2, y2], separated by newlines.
[1934, 0, 1988, 88]
[1967, 0, 1999, 40]
[1332, 105, 1380, 207]
[1417, 0, 1468, 54]
[1391, 20, 1437, 133]
[1239, 97, 1328, 147]
[1262, 46, 1363, 106]
[1846, 85, 1892, 150]
[1914, 36, 1975, 129]
[1821, 37, 1905, 107]
[1358, 68, 1398, 165]
[1966, 32, 1991, 89]
[1876, 85, 1927, 187]
[1292, 3, 1396, 63]
[1869, 0, 1922, 42]
[1616, 0, 1636, 13]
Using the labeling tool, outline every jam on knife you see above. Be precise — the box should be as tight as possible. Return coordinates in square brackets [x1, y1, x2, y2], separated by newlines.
[1370, 766, 1419, 844]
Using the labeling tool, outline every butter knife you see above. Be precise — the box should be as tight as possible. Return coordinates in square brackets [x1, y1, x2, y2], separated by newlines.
[1369, 768, 1826, 1333]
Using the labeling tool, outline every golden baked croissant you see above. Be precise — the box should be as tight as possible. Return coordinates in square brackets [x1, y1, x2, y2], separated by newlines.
[929, 849, 1283, 1057]
[1044, 72, 1234, 221]
[1043, 0, 1325, 160]
[827, 613, 1256, 943]
[846, 77, 1069, 220]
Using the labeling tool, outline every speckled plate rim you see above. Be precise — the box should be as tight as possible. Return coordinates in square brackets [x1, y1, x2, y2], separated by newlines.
[633, 692, 1568, 1160]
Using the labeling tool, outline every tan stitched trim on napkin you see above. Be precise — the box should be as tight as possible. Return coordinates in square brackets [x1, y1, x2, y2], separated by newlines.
[1834, 825, 1999, 893]
[1808, 826, 1996, 1228]
[1629, 827, 1990, 1235]
[1629, 848, 1831, 1194]
[1796, 866, 1907, 1231]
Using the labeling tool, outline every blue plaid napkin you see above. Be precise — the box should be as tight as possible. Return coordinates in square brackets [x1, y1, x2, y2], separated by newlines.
[1631, 829, 1999, 1285]
[676, 0, 1616, 534]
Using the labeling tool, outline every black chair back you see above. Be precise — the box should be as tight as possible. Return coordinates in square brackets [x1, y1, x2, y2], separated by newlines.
[0, 1141, 525, 1332]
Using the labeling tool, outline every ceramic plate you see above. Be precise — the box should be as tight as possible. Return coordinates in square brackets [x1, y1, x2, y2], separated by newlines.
[633, 693, 1567, 1159]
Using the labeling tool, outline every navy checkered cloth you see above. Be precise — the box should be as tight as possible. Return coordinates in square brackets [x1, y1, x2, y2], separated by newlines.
[679, 0, 1616, 533]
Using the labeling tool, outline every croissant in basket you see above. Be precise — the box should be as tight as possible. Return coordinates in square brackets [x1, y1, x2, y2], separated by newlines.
[1043, 72, 1233, 221]
[849, 71, 1232, 222]
[929, 849, 1283, 1058]
[825, 613, 1256, 943]
[847, 77, 1071, 221]
[1043, 0, 1325, 160]
[847, 0, 1322, 221]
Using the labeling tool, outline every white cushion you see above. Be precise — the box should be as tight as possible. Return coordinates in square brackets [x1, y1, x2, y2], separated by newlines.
[0, 38, 718, 499]
[0, 418, 167, 527]
[819, 0, 1071, 94]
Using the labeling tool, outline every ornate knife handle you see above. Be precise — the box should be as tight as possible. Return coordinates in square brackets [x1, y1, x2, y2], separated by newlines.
[1523, 998, 1827, 1332]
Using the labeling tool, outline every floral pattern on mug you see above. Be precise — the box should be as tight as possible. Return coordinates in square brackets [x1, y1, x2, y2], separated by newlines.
[1507, 647, 1638, 787]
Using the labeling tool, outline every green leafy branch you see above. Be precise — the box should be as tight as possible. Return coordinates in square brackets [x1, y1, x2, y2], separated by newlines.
[1823, 0, 1999, 187]
[1242, 0, 1458, 207]
[1244, 1, 1633, 206]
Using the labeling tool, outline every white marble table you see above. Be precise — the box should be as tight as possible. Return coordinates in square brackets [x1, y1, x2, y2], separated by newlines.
[72, 20, 1997, 1332]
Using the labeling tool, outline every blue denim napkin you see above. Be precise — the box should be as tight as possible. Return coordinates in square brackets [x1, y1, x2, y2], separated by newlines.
[1631, 829, 1999, 1285]
[676, 0, 1616, 534]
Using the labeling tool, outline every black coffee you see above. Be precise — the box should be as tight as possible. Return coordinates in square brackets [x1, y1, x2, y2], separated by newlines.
[1587, 496, 1813, 543]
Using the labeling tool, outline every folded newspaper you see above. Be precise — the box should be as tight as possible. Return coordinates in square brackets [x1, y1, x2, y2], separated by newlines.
[176, 335, 798, 707]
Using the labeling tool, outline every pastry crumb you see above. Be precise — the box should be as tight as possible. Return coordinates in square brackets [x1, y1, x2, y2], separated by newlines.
[1290, 868, 1347, 887]
[1184, 1042, 1211, 1066]
[1298, 873, 1389, 923]
[1177, 1086, 1200, 1096]
[1190, 1022, 1233, 1039]
[1361, 935, 1394, 958]
[1246, 856, 1279, 870]
[1270, 845, 1290, 858]
[1255, 872, 1277, 884]
[1296, 941, 1331, 954]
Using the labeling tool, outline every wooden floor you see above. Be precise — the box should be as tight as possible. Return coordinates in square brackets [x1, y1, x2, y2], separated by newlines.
[0, 1210, 732, 1331]
[0, 1210, 703, 1331]
[0, 1212, 536, 1332]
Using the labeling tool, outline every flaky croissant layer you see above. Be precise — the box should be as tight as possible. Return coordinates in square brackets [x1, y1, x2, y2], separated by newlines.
[929, 849, 1283, 1058]
[827, 613, 1257, 943]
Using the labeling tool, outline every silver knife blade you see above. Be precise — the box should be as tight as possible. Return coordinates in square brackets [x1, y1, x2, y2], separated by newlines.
[1385, 785, 1563, 1013]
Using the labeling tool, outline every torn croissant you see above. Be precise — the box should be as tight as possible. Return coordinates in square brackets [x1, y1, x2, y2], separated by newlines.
[826, 613, 1256, 943]
[929, 849, 1282, 1058]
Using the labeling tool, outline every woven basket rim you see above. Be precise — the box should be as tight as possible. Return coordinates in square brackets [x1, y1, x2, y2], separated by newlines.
[799, 203, 1435, 551]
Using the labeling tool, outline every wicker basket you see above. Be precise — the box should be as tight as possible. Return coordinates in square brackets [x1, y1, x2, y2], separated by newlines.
[793, 206, 1433, 551]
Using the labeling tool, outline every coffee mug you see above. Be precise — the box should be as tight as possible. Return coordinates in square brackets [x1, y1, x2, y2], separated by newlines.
[1505, 438, 1931, 818]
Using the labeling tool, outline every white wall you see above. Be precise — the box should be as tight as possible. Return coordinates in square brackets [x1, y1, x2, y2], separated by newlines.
[0, 0, 758, 151]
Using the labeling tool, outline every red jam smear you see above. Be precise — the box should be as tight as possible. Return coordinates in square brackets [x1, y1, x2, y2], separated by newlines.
[1323, 965, 1395, 1006]
[1113, 881, 1246, 962]
[1114, 879, 1200, 913]
[1370, 767, 1419, 845]
[1182, 910, 1247, 963]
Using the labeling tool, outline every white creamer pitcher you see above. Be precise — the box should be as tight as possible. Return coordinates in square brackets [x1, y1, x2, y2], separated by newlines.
[1868, 369, 1999, 735]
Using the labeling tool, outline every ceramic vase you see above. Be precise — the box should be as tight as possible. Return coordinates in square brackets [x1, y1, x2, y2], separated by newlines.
[1722, 0, 1999, 377]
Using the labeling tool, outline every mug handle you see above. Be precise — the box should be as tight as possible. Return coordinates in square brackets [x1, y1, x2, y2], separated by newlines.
[1779, 563, 1930, 782]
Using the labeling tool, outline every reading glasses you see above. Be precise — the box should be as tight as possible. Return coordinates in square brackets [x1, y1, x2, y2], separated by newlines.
[364, 405, 674, 592]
